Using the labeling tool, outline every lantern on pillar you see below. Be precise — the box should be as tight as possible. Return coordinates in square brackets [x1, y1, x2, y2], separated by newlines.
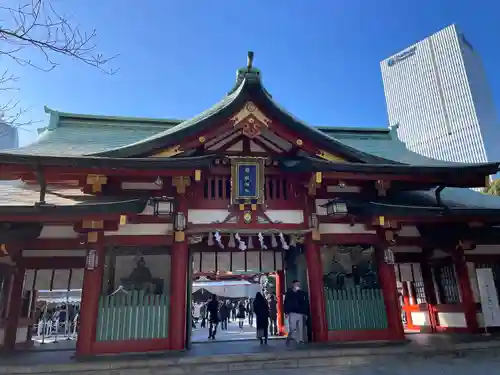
[174, 212, 186, 242]
[174, 212, 186, 231]
[384, 248, 395, 264]
[86, 249, 98, 270]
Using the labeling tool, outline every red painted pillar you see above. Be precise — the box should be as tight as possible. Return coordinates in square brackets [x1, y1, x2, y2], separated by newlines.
[304, 234, 328, 342]
[401, 282, 415, 330]
[376, 246, 405, 340]
[4, 266, 25, 350]
[452, 249, 479, 333]
[275, 270, 285, 335]
[168, 194, 189, 350]
[76, 233, 105, 356]
[419, 253, 439, 332]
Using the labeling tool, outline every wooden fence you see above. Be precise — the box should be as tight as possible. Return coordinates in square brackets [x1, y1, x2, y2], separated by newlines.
[96, 291, 169, 341]
[324, 287, 388, 330]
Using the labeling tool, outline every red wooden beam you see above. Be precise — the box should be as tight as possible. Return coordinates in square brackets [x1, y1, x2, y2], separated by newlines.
[20, 256, 85, 269]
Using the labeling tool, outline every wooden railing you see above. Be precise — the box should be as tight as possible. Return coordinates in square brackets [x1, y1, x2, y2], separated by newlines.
[190, 175, 303, 209]
[96, 291, 169, 341]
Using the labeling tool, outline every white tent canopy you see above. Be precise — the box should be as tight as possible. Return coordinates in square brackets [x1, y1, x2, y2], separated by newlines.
[192, 280, 261, 298]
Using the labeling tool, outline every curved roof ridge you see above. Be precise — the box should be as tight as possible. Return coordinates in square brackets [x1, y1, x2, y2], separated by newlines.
[44, 106, 183, 126]
[90, 77, 249, 157]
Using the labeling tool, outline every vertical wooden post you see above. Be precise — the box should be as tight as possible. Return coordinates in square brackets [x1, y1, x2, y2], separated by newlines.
[401, 281, 415, 330]
[452, 248, 479, 333]
[375, 245, 405, 340]
[76, 232, 104, 356]
[3, 265, 25, 350]
[420, 248, 439, 332]
[304, 234, 328, 342]
[275, 270, 285, 335]
[169, 194, 189, 350]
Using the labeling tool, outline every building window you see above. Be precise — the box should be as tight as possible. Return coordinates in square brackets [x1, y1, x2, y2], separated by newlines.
[434, 264, 460, 304]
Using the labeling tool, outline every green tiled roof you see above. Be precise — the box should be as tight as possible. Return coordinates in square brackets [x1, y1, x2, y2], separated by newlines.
[8, 107, 179, 156]
[3, 58, 496, 168]
[7, 111, 493, 167]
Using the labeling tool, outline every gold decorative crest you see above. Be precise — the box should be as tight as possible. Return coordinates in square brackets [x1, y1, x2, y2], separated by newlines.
[230, 101, 271, 138]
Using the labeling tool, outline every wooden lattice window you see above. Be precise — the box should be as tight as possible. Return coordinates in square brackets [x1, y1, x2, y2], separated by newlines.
[434, 264, 460, 304]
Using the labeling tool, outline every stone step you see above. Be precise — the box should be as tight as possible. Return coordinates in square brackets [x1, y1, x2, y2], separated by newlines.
[3, 339, 500, 375]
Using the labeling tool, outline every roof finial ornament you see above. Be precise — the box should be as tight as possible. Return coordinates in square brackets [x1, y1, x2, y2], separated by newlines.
[247, 51, 254, 69]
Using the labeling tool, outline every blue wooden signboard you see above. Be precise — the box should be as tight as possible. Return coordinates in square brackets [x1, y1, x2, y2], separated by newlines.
[238, 164, 258, 198]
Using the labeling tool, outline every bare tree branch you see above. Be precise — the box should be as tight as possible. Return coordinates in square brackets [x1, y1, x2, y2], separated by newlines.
[0, 0, 117, 134]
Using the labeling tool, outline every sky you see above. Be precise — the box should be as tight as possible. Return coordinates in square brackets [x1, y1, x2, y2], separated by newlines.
[3, 0, 500, 147]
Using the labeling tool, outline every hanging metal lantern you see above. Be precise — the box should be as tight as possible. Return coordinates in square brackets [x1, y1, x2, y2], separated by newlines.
[149, 196, 174, 216]
[323, 199, 349, 217]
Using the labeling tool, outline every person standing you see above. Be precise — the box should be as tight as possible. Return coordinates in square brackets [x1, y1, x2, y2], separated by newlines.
[284, 279, 309, 345]
[236, 300, 246, 330]
[253, 292, 270, 345]
[206, 295, 220, 340]
[268, 294, 278, 336]
[220, 300, 230, 330]
[247, 298, 254, 327]
[231, 302, 237, 322]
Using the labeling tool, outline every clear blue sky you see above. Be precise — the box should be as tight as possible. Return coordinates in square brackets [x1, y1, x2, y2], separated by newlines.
[5, 0, 500, 147]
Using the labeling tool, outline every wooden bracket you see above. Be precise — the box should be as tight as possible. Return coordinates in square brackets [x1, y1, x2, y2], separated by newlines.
[375, 180, 390, 197]
[306, 173, 318, 196]
[86, 174, 108, 193]
[174, 231, 185, 242]
[87, 231, 99, 244]
[172, 176, 191, 194]
[194, 170, 202, 182]
[0, 244, 7, 255]
[151, 145, 183, 158]
[457, 239, 475, 251]
[82, 220, 104, 230]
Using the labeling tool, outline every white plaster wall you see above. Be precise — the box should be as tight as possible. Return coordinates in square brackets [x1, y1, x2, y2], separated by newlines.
[39, 226, 78, 239]
[315, 199, 328, 215]
[392, 246, 422, 253]
[411, 311, 430, 326]
[105, 223, 172, 236]
[0, 327, 29, 345]
[466, 245, 500, 254]
[319, 223, 376, 234]
[267, 210, 304, 224]
[437, 312, 467, 327]
[188, 210, 229, 224]
[398, 226, 420, 237]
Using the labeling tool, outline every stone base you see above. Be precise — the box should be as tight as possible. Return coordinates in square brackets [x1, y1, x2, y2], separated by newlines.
[2, 339, 500, 374]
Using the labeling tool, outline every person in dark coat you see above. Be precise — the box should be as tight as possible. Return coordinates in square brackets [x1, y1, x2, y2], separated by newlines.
[200, 301, 207, 328]
[268, 294, 278, 336]
[220, 300, 230, 330]
[206, 295, 220, 340]
[284, 279, 309, 344]
[236, 300, 246, 330]
[231, 302, 237, 321]
[246, 298, 254, 326]
[253, 292, 270, 345]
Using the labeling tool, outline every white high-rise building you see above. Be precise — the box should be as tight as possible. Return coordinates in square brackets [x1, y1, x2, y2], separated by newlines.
[380, 24, 499, 171]
[0, 118, 19, 150]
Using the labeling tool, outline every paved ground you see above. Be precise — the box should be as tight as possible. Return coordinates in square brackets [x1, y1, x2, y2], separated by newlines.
[192, 316, 279, 342]
[232, 351, 500, 375]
